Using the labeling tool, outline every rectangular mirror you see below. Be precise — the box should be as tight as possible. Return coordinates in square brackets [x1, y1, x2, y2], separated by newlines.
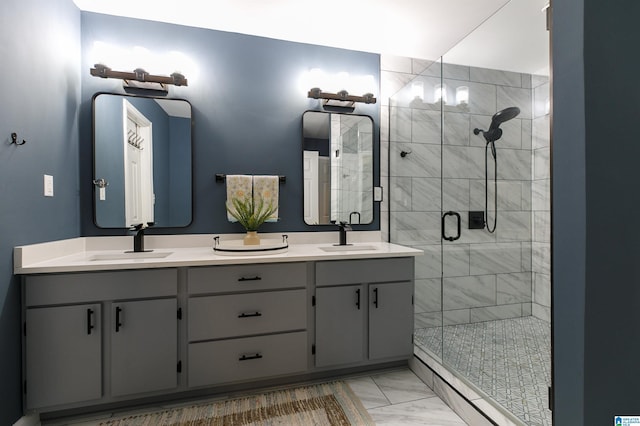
[302, 111, 373, 225]
[92, 93, 192, 228]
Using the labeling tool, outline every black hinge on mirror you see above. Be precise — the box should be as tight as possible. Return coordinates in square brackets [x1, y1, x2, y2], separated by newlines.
[177, 307, 182, 320]
[312, 344, 316, 355]
[177, 361, 182, 373]
[312, 295, 316, 306]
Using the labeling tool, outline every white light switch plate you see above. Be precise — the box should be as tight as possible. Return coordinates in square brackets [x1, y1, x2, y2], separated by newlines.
[44, 174, 54, 197]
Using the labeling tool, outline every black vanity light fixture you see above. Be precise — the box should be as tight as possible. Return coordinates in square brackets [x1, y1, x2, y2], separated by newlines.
[90, 63, 188, 92]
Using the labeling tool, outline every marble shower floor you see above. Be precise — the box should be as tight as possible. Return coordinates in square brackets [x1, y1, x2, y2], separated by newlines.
[415, 316, 551, 426]
[42, 368, 467, 426]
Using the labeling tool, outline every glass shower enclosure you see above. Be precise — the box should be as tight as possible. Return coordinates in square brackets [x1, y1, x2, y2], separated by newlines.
[386, 1, 551, 424]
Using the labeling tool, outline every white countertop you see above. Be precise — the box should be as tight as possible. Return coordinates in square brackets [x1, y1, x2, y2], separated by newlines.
[14, 232, 423, 274]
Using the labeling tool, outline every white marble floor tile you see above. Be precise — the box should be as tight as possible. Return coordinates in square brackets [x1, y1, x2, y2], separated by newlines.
[368, 396, 468, 425]
[372, 368, 436, 404]
[346, 376, 391, 409]
[43, 368, 467, 426]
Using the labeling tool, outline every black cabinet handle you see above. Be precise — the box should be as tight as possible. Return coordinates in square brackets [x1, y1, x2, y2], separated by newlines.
[373, 288, 379, 309]
[356, 288, 361, 310]
[442, 211, 461, 241]
[238, 276, 262, 282]
[87, 308, 94, 335]
[238, 311, 262, 318]
[115, 306, 122, 332]
[239, 353, 263, 361]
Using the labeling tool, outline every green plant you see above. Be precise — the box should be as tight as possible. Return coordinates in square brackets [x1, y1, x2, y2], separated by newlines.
[226, 197, 277, 231]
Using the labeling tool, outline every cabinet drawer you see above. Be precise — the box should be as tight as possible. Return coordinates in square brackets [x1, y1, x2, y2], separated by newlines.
[316, 257, 414, 286]
[188, 289, 306, 341]
[188, 263, 307, 295]
[188, 332, 308, 387]
[24, 269, 177, 306]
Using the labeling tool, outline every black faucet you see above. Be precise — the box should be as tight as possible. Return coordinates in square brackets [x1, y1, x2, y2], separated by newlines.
[337, 221, 352, 246]
[130, 222, 153, 253]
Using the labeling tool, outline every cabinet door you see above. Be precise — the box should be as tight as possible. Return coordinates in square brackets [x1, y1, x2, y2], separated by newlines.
[25, 304, 102, 409]
[111, 298, 177, 397]
[369, 281, 414, 360]
[315, 285, 364, 367]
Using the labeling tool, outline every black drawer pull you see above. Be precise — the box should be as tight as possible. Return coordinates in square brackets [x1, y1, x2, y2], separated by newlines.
[238, 276, 262, 282]
[238, 311, 262, 318]
[373, 288, 379, 308]
[87, 308, 95, 335]
[239, 353, 263, 361]
[115, 306, 122, 332]
[356, 288, 361, 310]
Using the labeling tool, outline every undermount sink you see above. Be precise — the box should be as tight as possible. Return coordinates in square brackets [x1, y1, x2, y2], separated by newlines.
[319, 244, 377, 252]
[88, 251, 173, 261]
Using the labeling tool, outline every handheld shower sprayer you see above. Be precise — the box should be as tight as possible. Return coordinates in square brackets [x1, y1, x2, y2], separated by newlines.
[473, 106, 521, 143]
[473, 106, 520, 233]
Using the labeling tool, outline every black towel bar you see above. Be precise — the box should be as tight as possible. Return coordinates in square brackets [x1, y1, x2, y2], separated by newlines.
[215, 174, 285, 183]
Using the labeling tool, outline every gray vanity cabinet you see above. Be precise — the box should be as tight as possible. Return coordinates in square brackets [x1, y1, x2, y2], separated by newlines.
[314, 257, 415, 368]
[315, 285, 365, 367]
[111, 298, 178, 397]
[20, 252, 418, 415]
[22, 269, 178, 411]
[186, 263, 308, 388]
[25, 304, 102, 410]
[368, 281, 414, 360]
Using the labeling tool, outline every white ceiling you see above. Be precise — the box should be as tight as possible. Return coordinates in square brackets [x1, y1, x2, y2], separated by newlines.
[73, 0, 548, 75]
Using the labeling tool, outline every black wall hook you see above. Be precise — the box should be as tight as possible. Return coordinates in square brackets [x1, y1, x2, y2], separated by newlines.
[10, 133, 26, 146]
[400, 150, 412, 158]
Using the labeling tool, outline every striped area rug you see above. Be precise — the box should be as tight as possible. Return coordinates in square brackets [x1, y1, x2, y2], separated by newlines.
[99, 381, 374, 425]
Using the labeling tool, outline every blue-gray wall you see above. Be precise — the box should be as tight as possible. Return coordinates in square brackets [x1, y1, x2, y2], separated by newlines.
[553, 0, 640, 423]
[79, 12, 381, 237]
[0, 0, 81, 423]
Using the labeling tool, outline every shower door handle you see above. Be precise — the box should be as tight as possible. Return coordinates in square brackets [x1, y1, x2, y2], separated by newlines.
[442, 211, 461, 241]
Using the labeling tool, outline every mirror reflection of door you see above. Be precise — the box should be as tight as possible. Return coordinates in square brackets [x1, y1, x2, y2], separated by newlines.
[303, 151, 330, 225]
[123, 99, 154, 227]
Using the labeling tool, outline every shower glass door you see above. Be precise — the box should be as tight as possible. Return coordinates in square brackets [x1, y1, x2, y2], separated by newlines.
[439, 50, 538, 402]
[437, 2, 551, 423]
[388, 1, 551, 424]
[389, 58, 445, 363]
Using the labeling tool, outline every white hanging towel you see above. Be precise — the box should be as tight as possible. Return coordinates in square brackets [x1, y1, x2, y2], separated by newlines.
[253, 175, 279, 222]
[225, 175, 253, 222]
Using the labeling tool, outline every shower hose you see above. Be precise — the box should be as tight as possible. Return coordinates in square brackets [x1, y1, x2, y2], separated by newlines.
[485, 142, 498, 233]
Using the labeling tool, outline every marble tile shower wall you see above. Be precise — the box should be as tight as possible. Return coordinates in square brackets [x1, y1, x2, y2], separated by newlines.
[331, 122, 373, 223]
[381, 55, 550, 327]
